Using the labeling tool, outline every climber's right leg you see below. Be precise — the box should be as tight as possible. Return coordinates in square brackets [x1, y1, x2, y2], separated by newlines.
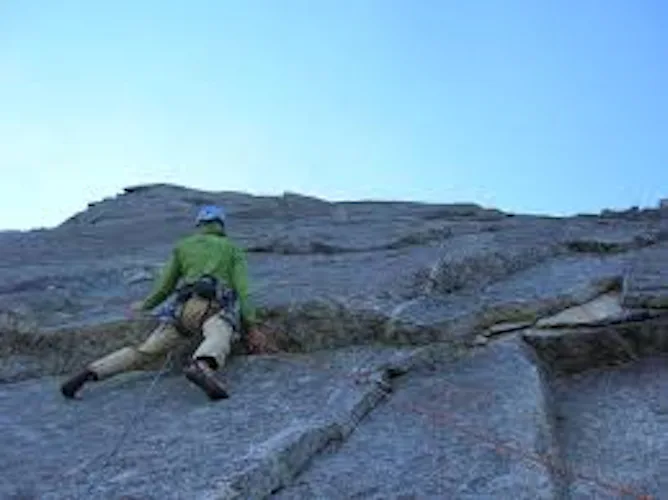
[60, 323, 183, 399]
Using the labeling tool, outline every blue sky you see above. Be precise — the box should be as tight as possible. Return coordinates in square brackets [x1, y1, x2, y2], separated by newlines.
[1, 1, 667, 230]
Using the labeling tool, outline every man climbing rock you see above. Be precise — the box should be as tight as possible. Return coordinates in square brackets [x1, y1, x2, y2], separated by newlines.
[60, 205, 272, 401]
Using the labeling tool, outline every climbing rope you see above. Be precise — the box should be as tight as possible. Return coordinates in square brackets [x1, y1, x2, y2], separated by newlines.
[66, 351, 174, 499]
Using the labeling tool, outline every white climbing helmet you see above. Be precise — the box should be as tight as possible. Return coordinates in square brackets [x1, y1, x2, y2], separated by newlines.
[195, 205, 226, 226]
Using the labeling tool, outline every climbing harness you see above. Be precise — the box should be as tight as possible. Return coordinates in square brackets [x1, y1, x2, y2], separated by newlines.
[157, 275, 241, 338]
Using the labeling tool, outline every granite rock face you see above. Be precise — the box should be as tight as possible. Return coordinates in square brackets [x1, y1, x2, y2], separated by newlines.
[622, 242, 668, 309]
[0, 183, 667, 499]
[0, 347, 418, 500]
[552, 355, 667, 499]
[274, 339, 560, 500]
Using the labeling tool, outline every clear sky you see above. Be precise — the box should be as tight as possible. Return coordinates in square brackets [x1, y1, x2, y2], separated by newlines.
[1, 1, 667, 230]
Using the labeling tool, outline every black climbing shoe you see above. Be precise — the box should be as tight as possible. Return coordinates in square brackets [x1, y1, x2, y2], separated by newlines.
[61, 370, 96, 399]
[183, 361, 229, 400]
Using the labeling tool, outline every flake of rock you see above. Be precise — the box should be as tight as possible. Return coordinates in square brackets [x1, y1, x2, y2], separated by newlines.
[535, 291, 624, 327]
[473, 334, 489, 346]
[523, 313, 668, 374]
[485, 320, 535, 336]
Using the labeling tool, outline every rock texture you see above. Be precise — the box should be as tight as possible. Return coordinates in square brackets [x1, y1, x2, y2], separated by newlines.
[553, 356, 667, 499]
[274, 339, 560, 499]
[623, 243, 668, 308]
[0, 347, 419, 499]
[0, 183, 667, 499]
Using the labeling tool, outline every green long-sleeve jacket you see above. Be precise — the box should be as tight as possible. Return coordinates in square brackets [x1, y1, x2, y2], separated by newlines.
[140, 223, 257, 330]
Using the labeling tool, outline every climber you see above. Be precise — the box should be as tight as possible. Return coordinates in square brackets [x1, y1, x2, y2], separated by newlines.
[60, 204, 272, 401]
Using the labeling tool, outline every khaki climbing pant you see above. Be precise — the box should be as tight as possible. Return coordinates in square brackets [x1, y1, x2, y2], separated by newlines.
[89, 297, 236, 380]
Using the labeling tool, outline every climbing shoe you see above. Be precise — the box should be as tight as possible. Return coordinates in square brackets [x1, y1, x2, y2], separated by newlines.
[183, 361, 229, 400]
[61, 369, 97, 399]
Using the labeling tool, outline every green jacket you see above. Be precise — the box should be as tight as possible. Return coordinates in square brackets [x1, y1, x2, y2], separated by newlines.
[140, 223, 257, 329]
